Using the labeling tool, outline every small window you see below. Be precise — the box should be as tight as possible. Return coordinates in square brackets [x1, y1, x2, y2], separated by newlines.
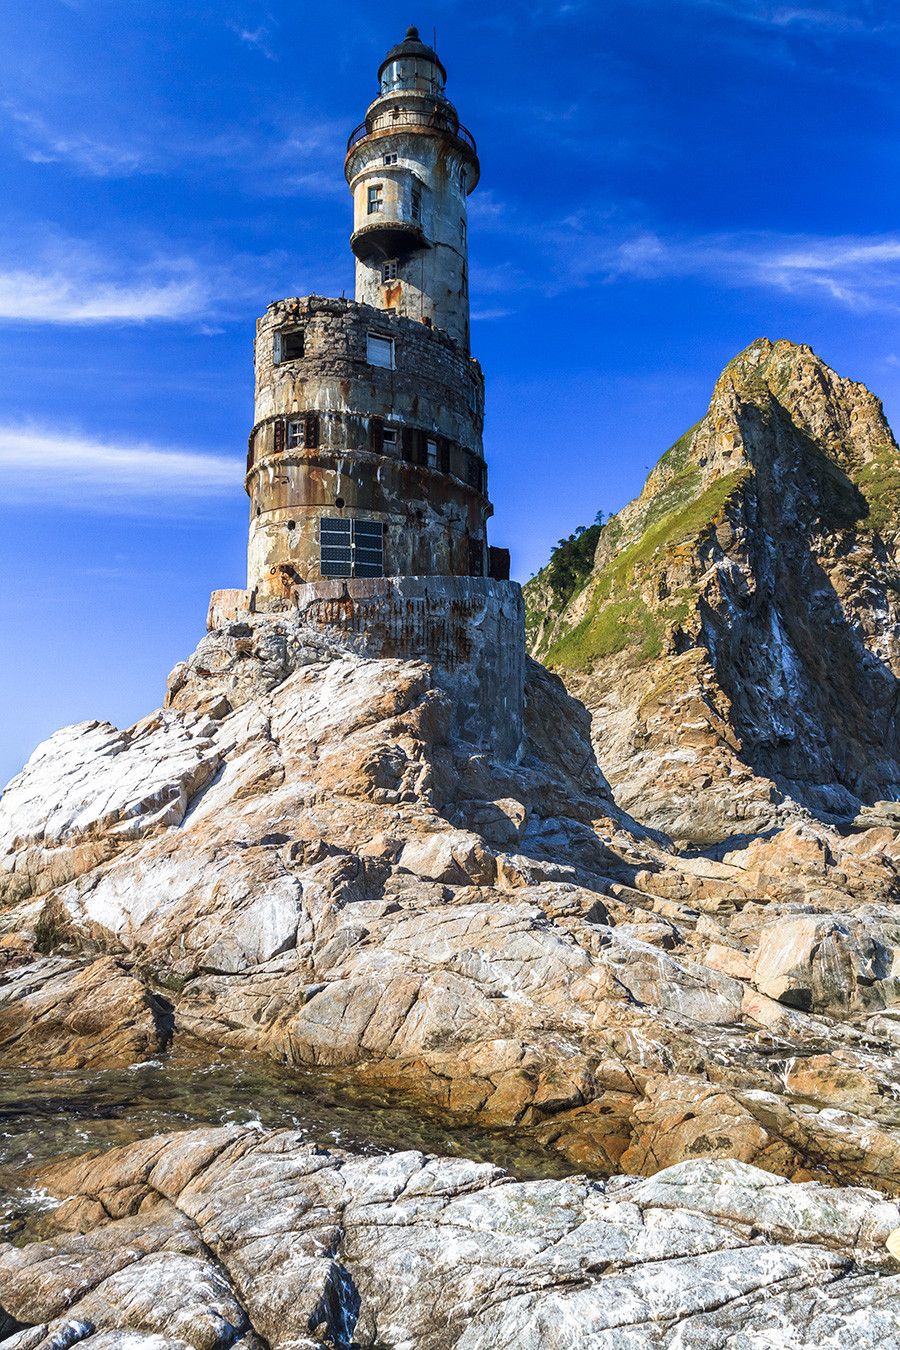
[460, 218, 467, 245]
[410, 186, 421, 220]
[382, 259, 399, 282]
[353, 519, 384, 577]
[367, 184, 383, 214]
[320, 517, 352, 578]
[383, 152, 398, 165]
[275, 329, 303, 364]
[466, 455, 484, 490]
[382, 426, 398, 451]
[426, 438, 437, 468]
[367, 333, 394, 369]
[287, 420, 304, 449]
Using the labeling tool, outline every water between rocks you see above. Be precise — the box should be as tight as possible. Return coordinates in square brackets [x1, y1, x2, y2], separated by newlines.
[0, 1051, 581, 1232]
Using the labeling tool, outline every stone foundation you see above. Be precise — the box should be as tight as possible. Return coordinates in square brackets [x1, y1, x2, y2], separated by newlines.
[208, 576, 525, 760]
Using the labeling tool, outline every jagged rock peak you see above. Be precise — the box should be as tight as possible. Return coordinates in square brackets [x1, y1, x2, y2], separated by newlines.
[608, 337, 899, 564]
[525, 339, 900, 840]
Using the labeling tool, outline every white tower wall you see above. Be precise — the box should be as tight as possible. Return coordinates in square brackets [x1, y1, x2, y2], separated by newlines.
[344, 28, 479, 352]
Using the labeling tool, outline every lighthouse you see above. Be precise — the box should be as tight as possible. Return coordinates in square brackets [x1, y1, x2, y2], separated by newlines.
[244, 27, 500, 599]
[212, 28, 523, 760]
[346, 25, 478, 350]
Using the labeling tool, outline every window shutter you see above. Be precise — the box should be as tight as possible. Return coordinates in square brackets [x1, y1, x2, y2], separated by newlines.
[304, 413, 319, 448]
[401, 426, 416, 462]
[273, 330, 282, 365]
[273, 419, 285, 454]
[437, 437, 450, 474]
[370, 416, 384, 453]
[414, 429, 427, 465]
[468, 536, 484, 576]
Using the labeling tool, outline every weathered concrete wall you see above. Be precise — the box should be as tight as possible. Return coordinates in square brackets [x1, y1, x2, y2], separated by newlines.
[209, 577, 525, 761]
[253, 296, 483, 440]
[246, 297, 490, 599]
[344, 33, 478, 350]
[346, 124, 474, 349]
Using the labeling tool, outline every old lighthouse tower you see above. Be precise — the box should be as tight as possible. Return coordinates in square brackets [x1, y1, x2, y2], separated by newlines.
[245, 26, 503, 596]
[211, 28, 523, 758]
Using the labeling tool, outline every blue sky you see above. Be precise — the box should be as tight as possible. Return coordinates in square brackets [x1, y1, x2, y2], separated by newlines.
[2, 0, 899, 784]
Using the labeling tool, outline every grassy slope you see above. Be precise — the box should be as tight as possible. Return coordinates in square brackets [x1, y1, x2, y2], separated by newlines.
[541, 469, 750, 669]
[525, 340, 900, 673]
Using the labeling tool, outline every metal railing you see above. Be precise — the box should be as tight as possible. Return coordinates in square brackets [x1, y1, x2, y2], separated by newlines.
[347, 112, 476, 155]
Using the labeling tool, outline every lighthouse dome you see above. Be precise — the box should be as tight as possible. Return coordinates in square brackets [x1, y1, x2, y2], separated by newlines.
[378, 25, 447, 94]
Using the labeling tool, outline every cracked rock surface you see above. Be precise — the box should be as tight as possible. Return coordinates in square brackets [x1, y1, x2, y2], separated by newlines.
[4, 618, 900, 1188]
[2, 1126, 899, 1350]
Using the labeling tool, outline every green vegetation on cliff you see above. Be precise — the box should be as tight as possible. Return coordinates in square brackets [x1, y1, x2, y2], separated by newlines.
[544, 519, 604, 607]
[850, 443, 900, 534]
[540, 468, 750, 670]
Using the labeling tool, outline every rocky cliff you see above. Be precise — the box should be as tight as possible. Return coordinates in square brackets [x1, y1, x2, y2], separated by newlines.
[526, 339, 900, 842]
[5, 613, 900, 1198]
[7, 346, 900, 1343]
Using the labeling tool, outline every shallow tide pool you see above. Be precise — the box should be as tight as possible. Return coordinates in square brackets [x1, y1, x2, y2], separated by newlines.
[0, 1050, 584, 1231]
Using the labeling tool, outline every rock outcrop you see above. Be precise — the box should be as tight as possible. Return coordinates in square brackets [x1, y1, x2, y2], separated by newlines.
[5, 613, 900, 1190]
[526, 338, 900, 841]
[3, 1125, 900, 1350]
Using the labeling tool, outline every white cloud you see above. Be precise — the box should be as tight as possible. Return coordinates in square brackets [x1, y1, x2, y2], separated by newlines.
[6, 108, 160, 176]
[0, 235, 215, 323]
[680, 0, 889, 30]
[475, 203, 900, 312]
[589, 231, 900, 310]
[0, 267, 208, 322]
[0, 425, 240, 510]
[226, 21, 277, 60]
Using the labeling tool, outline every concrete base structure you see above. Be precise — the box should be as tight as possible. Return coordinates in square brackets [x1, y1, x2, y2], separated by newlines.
[208, 576, 525, 761]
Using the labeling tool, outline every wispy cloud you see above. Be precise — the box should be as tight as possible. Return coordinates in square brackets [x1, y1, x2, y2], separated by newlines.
[0, 235, 215, 323]
[226, 21, 277, 60]
[0, 425, 240, 510]
[474, 194, 900, 313]
[578, 230, 900, 310]
[3, 96, 347, 195]
[679, 0, 894, 31]
[0, 267, 208, 322]
[6, 107, 159, 176]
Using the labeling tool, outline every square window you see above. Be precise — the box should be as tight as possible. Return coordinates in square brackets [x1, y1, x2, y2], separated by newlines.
[383, 152, 398, 165]
[367, 184, 383, 214]
[382, 259, 399, 282]
[275, 329, 303, 363]
[320, 516, 383, 578]
[382, 426, 398, 450]
[286, 420, 304, 449]
[367, 333, 394, 369]
[351, 518, 384, 577]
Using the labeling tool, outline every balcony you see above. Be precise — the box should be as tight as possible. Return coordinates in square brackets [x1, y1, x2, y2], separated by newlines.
[347, 111, 477, 157]
[350, 219, 426, 262]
